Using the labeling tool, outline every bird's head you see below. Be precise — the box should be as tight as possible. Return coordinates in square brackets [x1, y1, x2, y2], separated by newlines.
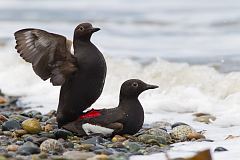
[120, 79, 158, 98]
[74, 23, 100, 41]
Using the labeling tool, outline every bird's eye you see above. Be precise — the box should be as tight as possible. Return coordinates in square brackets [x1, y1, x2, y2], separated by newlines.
[132, 82, 138, 88]
[79, 26, 85, 31]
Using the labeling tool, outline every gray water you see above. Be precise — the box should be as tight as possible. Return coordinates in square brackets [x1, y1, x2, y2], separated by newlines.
[1, 0, 240, 72]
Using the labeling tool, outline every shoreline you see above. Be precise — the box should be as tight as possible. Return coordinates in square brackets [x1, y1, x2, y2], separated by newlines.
[0, 90, 216, 160]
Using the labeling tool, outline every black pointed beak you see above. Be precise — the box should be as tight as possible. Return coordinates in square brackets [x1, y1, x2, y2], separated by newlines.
[91, 27, 100, 33]
[145, 84, 158, 90]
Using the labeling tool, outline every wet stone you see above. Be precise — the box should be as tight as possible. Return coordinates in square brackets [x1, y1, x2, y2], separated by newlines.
[54, 129, 73, 139]
[3, 131, 12, 137]
[34, 114, 44, 121]
[39, 132, 56, 139]
[82, 136, 109, 145]
[9, 115, 28, 123]
[93, 148, 114, 155]
[14, 129, 27, 137]
[21, 118, 42, 134]
[40, 139, 64, 153]
[171, 122, 189, 129]
[6, 145, 19, 152]
[145, 128, 171, 143]
[45, 117, 57, 124]
[44, 124, 53, 132]
[21, 110, 41, 118]
[194, 115, 216, 124]
[33, 137, 49, 145]
[112, 135, 126, 143]
[88, 144, 106, 151]
[0, 115, 8, 123]
[139, 145, 164, 154]
[187, 132, 205, 140]
[122, 141, 141, 153]
[214, 147, 228, 152]
[41, 116, 50, 122]
[137, 134, 167, 145]
[63, 151, 96, 160]
[75, 144, 95, 150]
[150, 121, 172, 130]
[61, 141, 74, 149]
[17, 141, 40, 155]
[15, 141, 24, 145]
[170, 125, 196, 141]
[2, 120, 21, 131]
[0, 112, 12, 118]
[0, 136, 10, 146]
[107, 142, 125, 148]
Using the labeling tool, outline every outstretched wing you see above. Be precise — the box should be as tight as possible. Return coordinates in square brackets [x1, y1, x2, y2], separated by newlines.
[14, 28, 78, 86]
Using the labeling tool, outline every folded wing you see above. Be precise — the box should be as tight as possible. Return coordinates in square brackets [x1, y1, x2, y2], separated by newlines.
[14, 29, 78, 86]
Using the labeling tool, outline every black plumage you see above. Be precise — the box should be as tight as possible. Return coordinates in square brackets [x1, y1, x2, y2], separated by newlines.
[14, 23, 107, 127]
[62, 79, 158, 136]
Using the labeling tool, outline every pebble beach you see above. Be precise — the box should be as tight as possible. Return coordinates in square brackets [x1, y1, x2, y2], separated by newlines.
[1, 0, 240, 160]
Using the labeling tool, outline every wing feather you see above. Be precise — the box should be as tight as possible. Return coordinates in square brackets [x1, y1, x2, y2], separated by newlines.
[14, 28, 77, 85]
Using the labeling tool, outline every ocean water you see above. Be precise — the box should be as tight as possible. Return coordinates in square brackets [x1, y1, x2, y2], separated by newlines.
[0, 0, 240, 159]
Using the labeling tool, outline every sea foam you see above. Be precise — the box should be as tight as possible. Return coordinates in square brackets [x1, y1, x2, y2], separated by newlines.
[1, 44, 240, 127]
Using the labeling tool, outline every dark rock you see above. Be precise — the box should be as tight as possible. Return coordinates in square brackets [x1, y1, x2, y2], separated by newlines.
[89, 144, 106, 151]
[82, 136, 109, 145]
[94, 148, 114, 155]
[0, 136, 10, 146]
[33, 137, 49, 146]
[195, 139, 214, 142]
[41, 116, 49, 122]
[0, 112, 12, 118]
[39, 132, 56, 139]
[17, 141, 40, 155]
[113, 148, 129, 153]
[21, 110, 41, 118]
[62, 141, 74, 149]
[35, 115, 44, 120]
[45, 117, 57, 124]
[122, 141, 141, 153]
[2, 120, 21, 131]
[9, 115, 28, 123]
[23, 135, 34, 142]
[214, 147, 228, 152]
[107, 142, 125, 148]
[15, 141, 24, 145]
[171, 122, 189, 129]
[23, 135, 48, 145]
[54, 129, 73, 139]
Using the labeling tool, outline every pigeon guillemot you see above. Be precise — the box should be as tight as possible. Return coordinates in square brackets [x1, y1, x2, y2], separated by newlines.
[14, 23, 107, 127]
[62, 79, 158, 136]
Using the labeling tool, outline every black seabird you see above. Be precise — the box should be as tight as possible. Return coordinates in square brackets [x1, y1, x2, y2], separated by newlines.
[14, 23, 107, 127]
[62, 79, 158, 136]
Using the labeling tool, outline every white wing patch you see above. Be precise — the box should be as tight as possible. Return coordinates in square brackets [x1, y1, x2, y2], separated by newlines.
[82, 123, 114, 136]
